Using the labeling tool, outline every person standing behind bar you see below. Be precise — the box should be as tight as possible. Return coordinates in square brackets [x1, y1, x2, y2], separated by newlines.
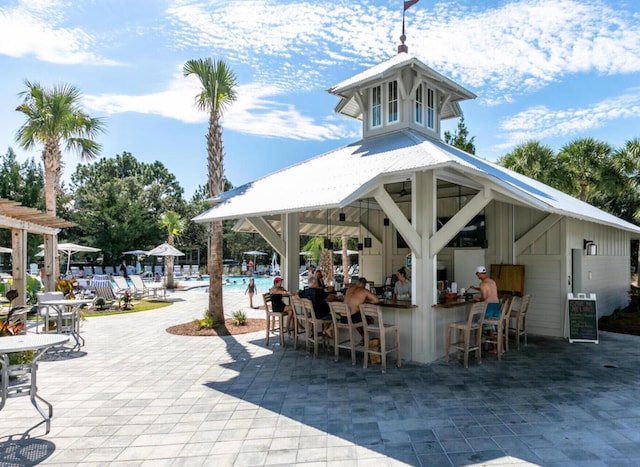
[393, 266, 411, 300]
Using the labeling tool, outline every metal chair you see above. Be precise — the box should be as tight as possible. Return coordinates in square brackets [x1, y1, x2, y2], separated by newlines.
[445, 302, 486, 368]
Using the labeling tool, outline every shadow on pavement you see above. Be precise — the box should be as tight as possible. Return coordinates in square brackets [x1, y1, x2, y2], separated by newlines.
[202, 331, 640, 466]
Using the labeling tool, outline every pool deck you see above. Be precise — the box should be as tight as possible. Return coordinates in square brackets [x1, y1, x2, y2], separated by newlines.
[1, 287, 640, 466]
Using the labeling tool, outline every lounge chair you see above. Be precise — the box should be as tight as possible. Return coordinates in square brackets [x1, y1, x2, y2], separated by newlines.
[105, 266, 115, 275]
[93, 266, 104, 275]
[91, 275, 122, 309]
[130, 275, 165, 298]
[128, 275, 150, 298]
[112, 276, 133, 296]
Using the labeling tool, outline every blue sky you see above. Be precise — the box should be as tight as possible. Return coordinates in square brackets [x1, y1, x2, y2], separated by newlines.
[1, 0, 640, 199]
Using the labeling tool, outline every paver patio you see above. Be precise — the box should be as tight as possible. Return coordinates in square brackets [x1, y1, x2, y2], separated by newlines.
[1, 287, 640, 466]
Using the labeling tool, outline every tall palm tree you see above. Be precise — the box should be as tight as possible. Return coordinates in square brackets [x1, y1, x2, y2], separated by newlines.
[15, 80, 105, 216]
[184, 58, 237, 322]
[557, 137, 615, 202]
[161, 211, 185, 289]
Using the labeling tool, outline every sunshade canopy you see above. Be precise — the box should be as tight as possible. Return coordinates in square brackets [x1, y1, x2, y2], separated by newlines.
[147, 243, 185, 256]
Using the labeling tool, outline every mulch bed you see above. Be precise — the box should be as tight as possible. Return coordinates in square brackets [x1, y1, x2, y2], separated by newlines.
[166, 318, 266, 336]
[599, 308, 640, 336]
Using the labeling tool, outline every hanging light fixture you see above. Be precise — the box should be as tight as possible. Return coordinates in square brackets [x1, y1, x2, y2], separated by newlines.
[364, 199, 372, 248]
[357, 201, 363, 251]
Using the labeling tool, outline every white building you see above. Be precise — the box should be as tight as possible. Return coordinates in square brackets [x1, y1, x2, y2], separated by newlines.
[195, 50, 640, 364]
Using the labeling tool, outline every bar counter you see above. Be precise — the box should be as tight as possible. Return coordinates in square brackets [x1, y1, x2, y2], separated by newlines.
[378, 299, 417, 309]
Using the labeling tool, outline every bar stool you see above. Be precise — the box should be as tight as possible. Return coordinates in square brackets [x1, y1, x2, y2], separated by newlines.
[509, 294, 531, 349]
[359, 304, 401, 373]
[263, 293, 286, 347]
[445, 302, 486, 368]
[329, 301, 364, 365]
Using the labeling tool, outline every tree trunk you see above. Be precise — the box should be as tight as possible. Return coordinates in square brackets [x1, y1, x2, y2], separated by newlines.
[166, 255, 175, 289]
[208, 220, 224, 322]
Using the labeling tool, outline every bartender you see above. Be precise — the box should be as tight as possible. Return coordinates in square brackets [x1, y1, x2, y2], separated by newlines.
[393, 266, 411, 300]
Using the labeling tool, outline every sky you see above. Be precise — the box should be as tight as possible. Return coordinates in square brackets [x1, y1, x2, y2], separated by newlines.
[1, 0, 640, 199]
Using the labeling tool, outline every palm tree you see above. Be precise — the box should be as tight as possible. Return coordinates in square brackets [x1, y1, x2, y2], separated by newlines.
[184, 58, 237, 322]
[161, 211, 185, 289]
[498, 140, 559, 187]
[15, 80, 105, 216]
[557, 137, 615, 202]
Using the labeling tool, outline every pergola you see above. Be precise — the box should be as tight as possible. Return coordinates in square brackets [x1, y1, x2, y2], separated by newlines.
[0, 198, 75, 304]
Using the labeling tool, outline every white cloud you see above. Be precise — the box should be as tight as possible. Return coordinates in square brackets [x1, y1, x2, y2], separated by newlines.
[0, 2, 119, 65]
[495, 89, 640, 149]
[84, 69, 358, 141]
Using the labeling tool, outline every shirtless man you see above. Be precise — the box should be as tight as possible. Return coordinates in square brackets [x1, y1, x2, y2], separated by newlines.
[470, 266, 501, 350]
[343, 277, 379, 339]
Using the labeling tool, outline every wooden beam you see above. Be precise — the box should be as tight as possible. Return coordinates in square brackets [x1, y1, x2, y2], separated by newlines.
[430, 188, 493, 256]
[374, 186, 422, 258]
[246, 216, 286, 257]
[514, 214, 562, 257]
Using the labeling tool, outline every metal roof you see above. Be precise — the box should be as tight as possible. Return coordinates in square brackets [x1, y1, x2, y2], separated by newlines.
[194, 129, 640, 236]
[328, 52, 477, 121]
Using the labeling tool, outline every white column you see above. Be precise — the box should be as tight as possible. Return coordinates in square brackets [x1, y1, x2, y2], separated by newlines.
[282, 212, 300, 293]
[412, 170, 438, 363]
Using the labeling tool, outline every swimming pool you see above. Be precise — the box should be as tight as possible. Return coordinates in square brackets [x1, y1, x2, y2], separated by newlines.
[179, 275, 305, 292]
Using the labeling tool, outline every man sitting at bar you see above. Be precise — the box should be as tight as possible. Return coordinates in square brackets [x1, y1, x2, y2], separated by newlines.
[299, 276, 335, 336]
[343, 277, 379, 342]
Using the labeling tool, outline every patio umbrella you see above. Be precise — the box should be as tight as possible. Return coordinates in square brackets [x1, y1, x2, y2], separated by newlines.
[333, 250, 360, 255]
[122, 249, 149, 256]
[147, 243, 185, 257]
[0, 246, 12, 254]
[38, 242, 101, 274]
[242, 250, 267, 265]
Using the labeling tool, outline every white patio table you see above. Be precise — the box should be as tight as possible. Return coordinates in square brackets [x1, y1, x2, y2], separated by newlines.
[38, 299, 94, 349]
[0, 333, 69, 434]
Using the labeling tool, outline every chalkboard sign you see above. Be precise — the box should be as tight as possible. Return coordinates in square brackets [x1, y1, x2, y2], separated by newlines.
[568, 293, 599, 344]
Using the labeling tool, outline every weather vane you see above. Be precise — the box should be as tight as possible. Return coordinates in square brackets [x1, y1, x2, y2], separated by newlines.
[399, 0, 420, 53]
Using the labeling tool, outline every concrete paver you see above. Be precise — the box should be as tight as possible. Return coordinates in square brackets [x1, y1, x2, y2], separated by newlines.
[1, 285, 640, 466]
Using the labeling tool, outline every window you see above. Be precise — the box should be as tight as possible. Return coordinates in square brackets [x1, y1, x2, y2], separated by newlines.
[371, 85, 382, 128]
[388, 81, 398, 123]
[414, 84, 424, 125]
[427, 87, 435, 129]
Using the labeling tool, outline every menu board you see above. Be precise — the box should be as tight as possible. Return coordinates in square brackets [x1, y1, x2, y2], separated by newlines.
[568, 293, 599, 344]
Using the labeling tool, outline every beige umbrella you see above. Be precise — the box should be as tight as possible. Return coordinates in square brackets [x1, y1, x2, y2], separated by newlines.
[38, 242, 101, 274]
[147, 243, 185, 257]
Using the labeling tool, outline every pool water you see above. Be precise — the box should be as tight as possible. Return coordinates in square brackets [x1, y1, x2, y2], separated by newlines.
[180, 275, 304, 292]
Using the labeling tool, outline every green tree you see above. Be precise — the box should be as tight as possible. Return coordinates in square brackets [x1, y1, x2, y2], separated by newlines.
[68, 152, 184, 266]
[444, 115, 476, 154]
[498, 140, 559, 187]
[0, 147, 46, 261]
[556, 137, 618, 203]
[15, 80, 105, 217]
[161, 211, 185, 289]
[611, 138, 640, 222]
[184, 57, 238, 322]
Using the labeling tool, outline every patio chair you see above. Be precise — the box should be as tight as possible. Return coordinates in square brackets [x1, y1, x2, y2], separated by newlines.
[508, 294, 532, 349]
[303, 298, 332, 358]
[445, 302, 486, 368]
[290, 295, 307, 350]
[129, 275, 153, 298]
[329, 301, 364, 365]
[360, 303, 401, 373]
[482, 296, 515, 360]
[35, 291, 65, 333]
[263, 293, 286, 348]
[112, 276, 131, 295]
[91, 275, 123, 309]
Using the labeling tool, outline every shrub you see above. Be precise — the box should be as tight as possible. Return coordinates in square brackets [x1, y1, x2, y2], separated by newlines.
[232, 310, 247, 326]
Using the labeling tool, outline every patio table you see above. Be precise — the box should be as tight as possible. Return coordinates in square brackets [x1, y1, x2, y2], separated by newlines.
[38, 299, 94, 349]
[0, 333, 69, 434]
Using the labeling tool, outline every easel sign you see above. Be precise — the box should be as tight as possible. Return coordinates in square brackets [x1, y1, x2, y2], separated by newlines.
[568, 293, 599, 344]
